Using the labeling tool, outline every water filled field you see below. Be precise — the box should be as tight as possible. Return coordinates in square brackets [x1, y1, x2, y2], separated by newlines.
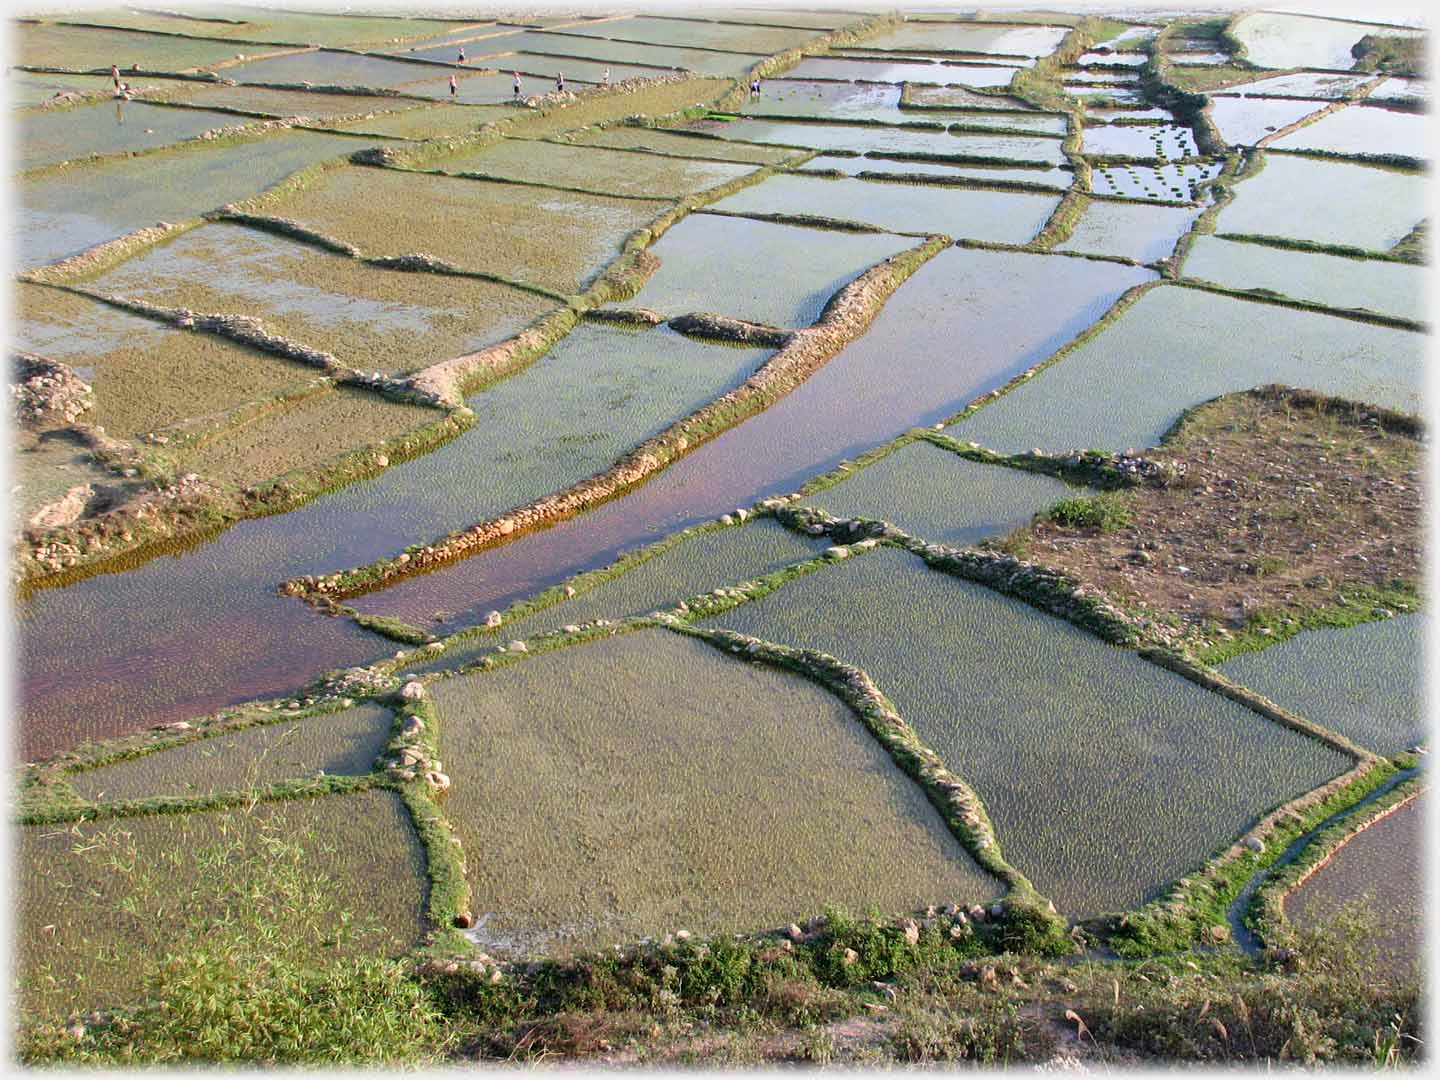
[14, 129, 365, 269]
[1215, 154, 1426, 251]
[406, 519, 828, 674]
[1087, 159, 1220, 201]
[1206, 96, 1329, 147]
[1217, 617, 1425, 757]
[17, 99, 250, 170]
[263, 163, 673, 292]
[780, 56, 1022, 87]
[803, 153, 1074, 188]
[68, 701, 395, 802]
[1268, 104, 1428, 161]
[703, 547, 1349, 915]
[542, 14, 818, 54]
[706, 173, 1062, 242]
[9, 8, 1431, 1061]
[1217, 71, 1374, 99]
[15, 791, 427, 1025]
[610, 212, 914, 326]
[431, 629, 999, 954]
[710, 117, 1067, 164]
[86, 222, 559, 374]
[16, 20, 254, 72]
[859, 21, 1068, 57]
[12, 283, 318, 441]
[1285, 796, 1423, 977]
[1056, 199, 1200, 263]
[568, 124, 800, 163]
[359, 248, 1149, 631]
[1180, 235, 1426, 322]
[1081, 122, 1198, 159]
[802, 443, 1077, 544]
[434, 136, 754, 198]
[1229, 11, 1423, 71]
[151, 82, 414, 119]
[951, 284, 1424, 454]
[463, 30, 766, 77]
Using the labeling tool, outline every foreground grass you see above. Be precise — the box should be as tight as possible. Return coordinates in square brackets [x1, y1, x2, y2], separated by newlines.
[22, 903, 1418, 1067]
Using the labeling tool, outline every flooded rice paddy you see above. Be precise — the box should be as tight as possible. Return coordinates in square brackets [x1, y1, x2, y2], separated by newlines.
[68, 701, 395, 803]
[712, 117, 1067, 165]
[703, 547, 1350, 916]
[86, 222, 559, 374]
[1285, 795, 1424, 977]
[780, 56, 1021, 87]
[360, 247, 1148, 630]
[405, 519, 828, 675]
[1206, 96, 1330, 148]
[265, 164, 673, 292]
[609, 212, 914, 326]
[18, 99, 253, 170]
[10, 5, 1430, 1021]
[1228, 11, 1423, 72]
[1217, 617, 1426, 757]
[14, 129, 365, 269]
[706, 173, 1062, 242]
[1268, 104, 1429, 161]
[434, 136, 754, 198]
[1180, 235, 1426, 322]
[951, 285, 1424, 454]
[431, 629, 999, 954]
[15, 791, 427, 1025]
[1055, 199, 1201, 263]
[1215, 153, 1426, 252]
[802, 443, 1077, 545]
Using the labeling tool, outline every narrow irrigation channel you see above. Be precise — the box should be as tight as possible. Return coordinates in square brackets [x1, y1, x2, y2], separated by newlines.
[1225, 765, 1425, 955]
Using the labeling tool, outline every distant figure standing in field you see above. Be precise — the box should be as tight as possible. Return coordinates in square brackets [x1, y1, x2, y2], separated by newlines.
[449, 74, 457, 97]
[513, 70, 522, 98]
[110, 64, 120, 88]
[750, 77, 761, 98]
[556, 71, 565, 93]
[601, 67, 610, 86]
[457, 47, 465, 63]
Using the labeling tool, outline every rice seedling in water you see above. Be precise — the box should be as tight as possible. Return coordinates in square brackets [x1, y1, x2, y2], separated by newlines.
[1181, 236, 1425, 323]
[1217, 616, 1425, 757]
[804, 443, 1077, 546]
[429, 628, 999, 955]
[14, 791, 427, 1026]
[703, 547, 1352, 916]
[1285, 797, 1424, 979]
[1215, 154, 1425, 252]
[67, 702, 396, 803]
[404, 518, 826, 673]
[707, 173, 1061, 244]
[951, 285, 1423, 455]
[15, 130, 364, 269]
[86, 223, 558, 375]
[265, 164, 672, 293]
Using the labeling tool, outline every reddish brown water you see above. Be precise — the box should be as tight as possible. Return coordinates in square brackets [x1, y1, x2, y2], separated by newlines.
[19, 248, 1150, 759]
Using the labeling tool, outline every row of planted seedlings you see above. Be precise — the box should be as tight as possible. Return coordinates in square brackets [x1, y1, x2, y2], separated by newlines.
[12, 71, 792, 590]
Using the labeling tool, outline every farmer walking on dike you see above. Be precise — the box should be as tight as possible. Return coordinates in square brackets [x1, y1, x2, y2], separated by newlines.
[449, 73, 457, 97]
[513, 70, 522, 98]
[110, 64, 119, 88]
[750, 76, 761, 98]
[556, 71, 565, 93]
